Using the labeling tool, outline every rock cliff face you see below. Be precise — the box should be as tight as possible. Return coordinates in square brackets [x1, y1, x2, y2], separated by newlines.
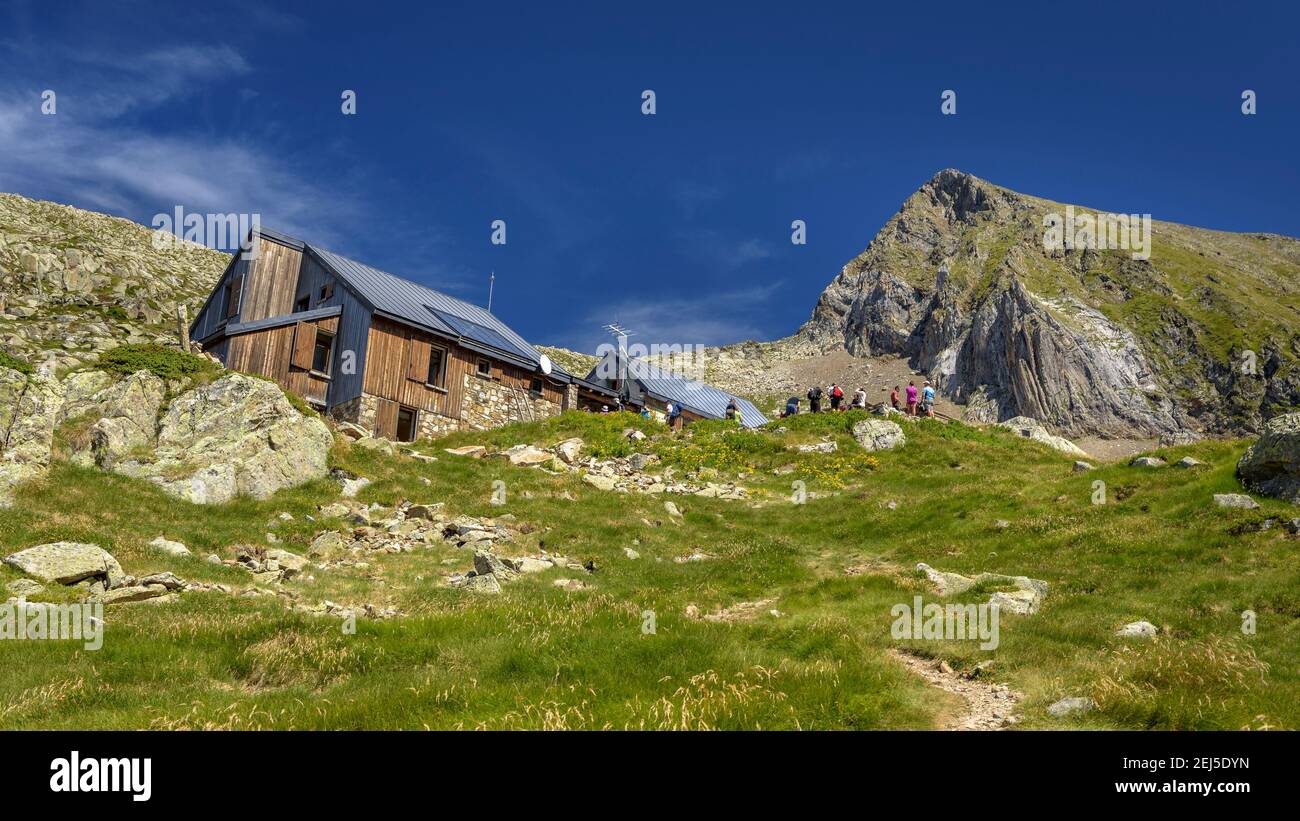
[795, 169, 1300, 437]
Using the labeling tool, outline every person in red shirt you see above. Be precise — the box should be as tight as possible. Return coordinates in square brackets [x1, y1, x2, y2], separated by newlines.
[890, 386, 901, 410]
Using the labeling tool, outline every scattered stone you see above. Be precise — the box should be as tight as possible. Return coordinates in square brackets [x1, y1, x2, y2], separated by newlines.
[497, 443, 552, 466]
[148, 536, 191, 557]
[994, 519, 1011, 529]
[916, 562, 1048, 615]
[4, 542, 124, 586]
[1237, 413, 1300, 503]
[996, 417, 1089, 458]
[339, 476, 371, 498]
[554, 438, 584, 464]
[1214, 493, 1260, 510]
[1073, 461, 1095, 472]
[797, 440, 837, 454]
[552, 578, 588, 591]
[92, 584, 169, 605]
[444, 445, 487, 458]
[1116, 620, 1159, 638]
[664, 501, 682, 518]
[852, 419, 906, 452]
[1175, 456, 1205, 468]
[1130, 456, 1166, 468]
[5, 578, 44, 596]
[684, 604, 701, 619]
[1047, 697, 1096, 718]
[582, 473, 618, 491]
[623, 547, 640, 560]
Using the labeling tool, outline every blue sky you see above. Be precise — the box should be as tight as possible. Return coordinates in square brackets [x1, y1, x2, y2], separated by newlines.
[2, 1, 1298, 353]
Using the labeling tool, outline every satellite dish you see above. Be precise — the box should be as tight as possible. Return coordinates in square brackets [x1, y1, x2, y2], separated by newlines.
[538, 354, 552, 375]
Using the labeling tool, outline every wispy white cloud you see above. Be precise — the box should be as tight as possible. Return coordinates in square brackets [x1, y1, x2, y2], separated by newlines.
[0, 42, 353, 248]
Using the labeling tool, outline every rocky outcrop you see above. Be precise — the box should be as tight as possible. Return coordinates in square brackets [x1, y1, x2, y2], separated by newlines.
[69, 369, 167, 469]
[111, 373, 332, 504]
[1237, 412, 1300, 503]
[0, 366, 63, 507]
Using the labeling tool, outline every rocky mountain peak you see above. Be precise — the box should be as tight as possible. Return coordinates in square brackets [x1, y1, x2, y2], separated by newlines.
[794, 172, 1300, 437]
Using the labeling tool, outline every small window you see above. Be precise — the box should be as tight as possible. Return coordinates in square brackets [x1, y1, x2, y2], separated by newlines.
[427, 347, 445, 387]
[529, 376, 543, 395]
[223, 275, 243, 320]
[295, 295, 310, 313]
[312, 331, 335, 375]
[396, 406, 418, 443]
[476, 358, 492, 377]
[319, 281, 334, 302]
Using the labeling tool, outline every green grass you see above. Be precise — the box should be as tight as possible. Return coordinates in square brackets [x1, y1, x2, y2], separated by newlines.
[95, 343, 218, 382]
[1, 412, 1296, 729]
[0, 349, 33, 375]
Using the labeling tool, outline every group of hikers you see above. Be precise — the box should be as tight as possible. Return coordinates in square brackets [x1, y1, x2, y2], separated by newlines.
[782, 380, 937, 418]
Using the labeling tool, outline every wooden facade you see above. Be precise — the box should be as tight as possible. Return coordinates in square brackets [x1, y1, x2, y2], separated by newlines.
[224, 315, 339, 405]
[189, 226, 582, 441]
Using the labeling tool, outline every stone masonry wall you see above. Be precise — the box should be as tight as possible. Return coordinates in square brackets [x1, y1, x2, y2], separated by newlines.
[460, 372, 561, 431]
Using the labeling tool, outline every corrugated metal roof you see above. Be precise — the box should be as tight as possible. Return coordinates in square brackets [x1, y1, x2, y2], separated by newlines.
[225, 305, 341, 336]
[305, 244, 570, 377]
[586, 350, 769, 428]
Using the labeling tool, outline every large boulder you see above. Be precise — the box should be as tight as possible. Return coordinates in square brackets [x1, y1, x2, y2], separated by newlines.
[72, 370, 167, 469]
[852, 419, 906, 452]
[4, 542, 124, 586]
[996, 416, 1089, 458]
[112, 374, 333, 504]
[0, 367, 64, 507]
[1238, 413, 1300, 503]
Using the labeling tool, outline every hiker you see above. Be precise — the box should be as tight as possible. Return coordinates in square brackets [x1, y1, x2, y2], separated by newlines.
[852, 387, 867, 409]
[600, 404, 610, 414]
[905, 381, 918, 416]
[807, 384, 823, 413]
[830, 383, 843, 411]
[890, 385, 901, 410]
[666, 401, 683, 431]
[782, 396, 800, 418]
[725, 397, 738, 421]
[640, 406, 651, 420]
[921, 380, 936, 418]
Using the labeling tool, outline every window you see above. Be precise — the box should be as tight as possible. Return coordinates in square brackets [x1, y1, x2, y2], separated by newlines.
[319, 281, 334, 302]
[396, 406, 418, 443]
[427, 346, 445, 387]
[295, 295, 310, 313]
[311, 331, 334, 375]
[529, 376, 543, 395]
[223, 275, 243, 320]
[476, 358, 492, 377]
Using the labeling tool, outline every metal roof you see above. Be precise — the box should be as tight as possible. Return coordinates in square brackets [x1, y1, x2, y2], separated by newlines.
[224, 305, 341, 336]
[300, 242, 572, 379]
[586, 350, 769, 428]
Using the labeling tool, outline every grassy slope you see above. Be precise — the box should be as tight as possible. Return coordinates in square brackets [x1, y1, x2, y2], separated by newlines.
[1, 412, 1295, 730]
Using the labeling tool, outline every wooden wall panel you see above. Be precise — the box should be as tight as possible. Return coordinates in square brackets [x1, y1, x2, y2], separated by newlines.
[374, 398, 398, 439]
[239, 238, 303, 323]
[363, 317, 465, 419]
[225, 319, 332, 405]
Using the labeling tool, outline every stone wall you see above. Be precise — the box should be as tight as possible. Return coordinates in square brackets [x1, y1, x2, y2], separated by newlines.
[329, 394, 379, 431]
[460, 372, 561, 431]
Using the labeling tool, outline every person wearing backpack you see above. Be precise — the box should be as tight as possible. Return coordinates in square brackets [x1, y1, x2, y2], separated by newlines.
[666, 401, 683, 431]
[725, 397, 739, 422]
[783, 396, 800, 418]
[830, 383, 843, 411]
[807, 385, 823, 413]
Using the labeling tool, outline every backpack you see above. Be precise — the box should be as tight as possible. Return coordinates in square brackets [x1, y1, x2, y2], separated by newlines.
[832, 386, 843, 398]
[808, 387, 822, 400]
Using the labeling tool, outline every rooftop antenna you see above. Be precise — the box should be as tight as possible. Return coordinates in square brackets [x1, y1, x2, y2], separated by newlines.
[487, 271, 495, 312]
[603, 322, 634, 399]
